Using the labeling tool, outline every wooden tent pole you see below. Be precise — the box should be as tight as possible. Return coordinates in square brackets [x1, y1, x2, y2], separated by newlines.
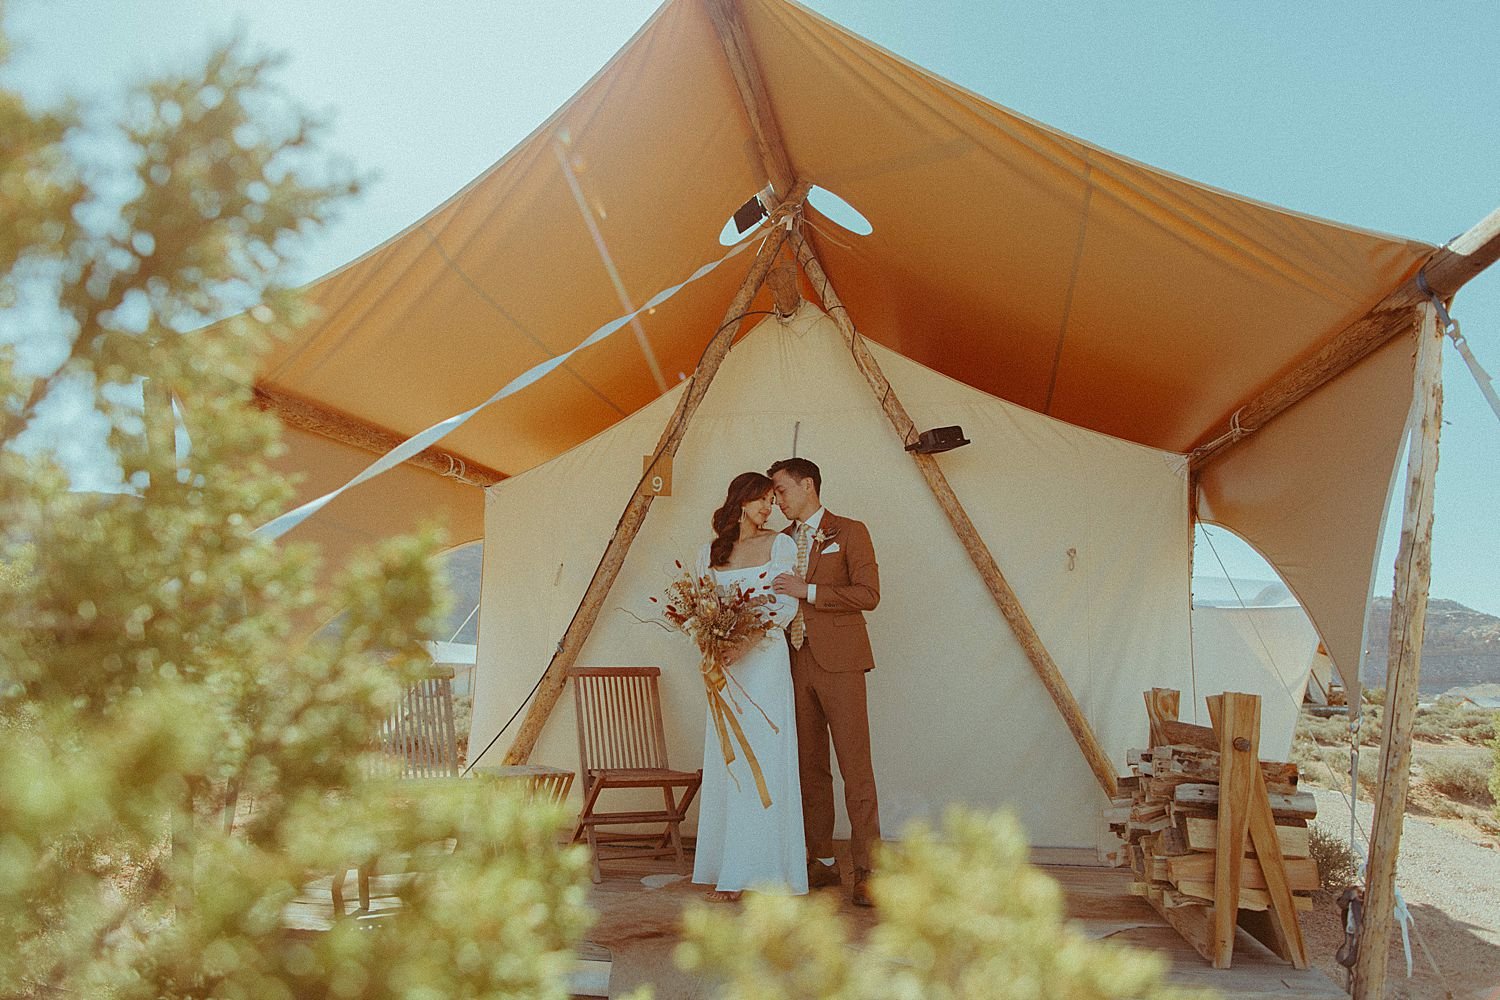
[252, 385, 505, 487]
[791, 222, 1119, 799]
[1351, 302, 1444, 999]
[706, 0, 796, 199]
[1192, 204, 1499, 470]
[499, 184, 811, 766]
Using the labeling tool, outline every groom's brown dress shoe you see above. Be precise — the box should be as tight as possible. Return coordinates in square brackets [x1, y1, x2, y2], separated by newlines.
[807, 860, 841, 889]
[850, 869, 874, 908]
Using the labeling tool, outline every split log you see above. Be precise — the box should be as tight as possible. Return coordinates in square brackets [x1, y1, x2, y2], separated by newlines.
[1182, 817, 1310, 858]
[1166, 853, 1319, 894]
[1172, 883, 1314, 913]
[1173, 783, 1316, 820]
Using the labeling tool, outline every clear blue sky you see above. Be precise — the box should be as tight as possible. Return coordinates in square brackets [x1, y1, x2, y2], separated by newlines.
[7, 1, 1499, 614]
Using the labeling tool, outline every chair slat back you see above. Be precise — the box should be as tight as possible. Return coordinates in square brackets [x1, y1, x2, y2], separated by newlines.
[375, 666, 459, 779]
[570, 667, 669, 772]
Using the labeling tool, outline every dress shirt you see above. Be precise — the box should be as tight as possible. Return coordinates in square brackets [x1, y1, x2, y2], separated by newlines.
[798, 507, 826, 603]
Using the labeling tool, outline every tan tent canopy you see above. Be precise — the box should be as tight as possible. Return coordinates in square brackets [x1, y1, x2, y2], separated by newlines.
[259, 0, 1440, 685]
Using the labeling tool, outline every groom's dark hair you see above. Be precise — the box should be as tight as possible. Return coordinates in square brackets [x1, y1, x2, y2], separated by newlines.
[767, 457, 821, 494]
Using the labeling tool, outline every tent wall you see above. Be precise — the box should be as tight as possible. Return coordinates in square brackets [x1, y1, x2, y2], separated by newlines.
[472, 305, 1191, 850]
[1196, 334, 1417, 690]
[271, 425, 483, 601]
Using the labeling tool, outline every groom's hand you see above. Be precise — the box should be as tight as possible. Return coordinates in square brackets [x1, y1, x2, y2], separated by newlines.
[772, 572, 809, 599]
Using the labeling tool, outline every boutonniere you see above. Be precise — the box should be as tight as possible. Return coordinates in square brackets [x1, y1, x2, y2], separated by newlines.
[813, 527, 838, 546]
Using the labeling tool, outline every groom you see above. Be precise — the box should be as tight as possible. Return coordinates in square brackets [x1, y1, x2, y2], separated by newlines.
[768, 457, 882, 908]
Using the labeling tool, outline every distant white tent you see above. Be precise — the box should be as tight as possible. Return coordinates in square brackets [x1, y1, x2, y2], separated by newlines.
[1188, 580, 1322, 761]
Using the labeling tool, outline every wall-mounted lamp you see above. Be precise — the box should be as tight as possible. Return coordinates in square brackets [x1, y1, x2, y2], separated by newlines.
[904, 425, 971, 454]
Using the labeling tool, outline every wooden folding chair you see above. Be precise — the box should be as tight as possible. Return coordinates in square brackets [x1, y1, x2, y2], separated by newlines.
[332, 664, 459, 915]
[569, 667, 702, 883]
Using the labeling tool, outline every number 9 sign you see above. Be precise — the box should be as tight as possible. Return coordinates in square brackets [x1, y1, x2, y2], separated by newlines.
[642, 455, 673, 497]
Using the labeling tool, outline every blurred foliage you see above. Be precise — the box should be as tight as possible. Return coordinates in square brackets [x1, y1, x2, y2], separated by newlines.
[676, 808, 1213, 1000]
[0, 20, 592, 999]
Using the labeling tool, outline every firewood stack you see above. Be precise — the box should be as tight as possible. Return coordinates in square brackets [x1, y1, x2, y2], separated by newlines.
[1105, 688, 1316, 969]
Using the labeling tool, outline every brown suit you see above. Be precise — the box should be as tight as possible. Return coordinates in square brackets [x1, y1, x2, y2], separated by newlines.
[786, 510, 882, 872]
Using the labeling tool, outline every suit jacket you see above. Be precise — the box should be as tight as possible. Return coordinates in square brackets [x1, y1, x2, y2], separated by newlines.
[787, 511, 880, 672]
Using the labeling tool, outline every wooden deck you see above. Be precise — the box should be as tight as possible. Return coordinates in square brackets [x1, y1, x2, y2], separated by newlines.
[282, 846, 1345, 999]
[585, 847, 1346, 1000]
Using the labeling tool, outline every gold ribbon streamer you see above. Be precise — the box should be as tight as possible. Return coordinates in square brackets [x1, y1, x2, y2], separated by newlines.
[701, 652, 775, 809]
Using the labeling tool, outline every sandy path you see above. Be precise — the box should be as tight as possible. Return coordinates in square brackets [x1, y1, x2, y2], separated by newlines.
[1308, 788, 1500, 998]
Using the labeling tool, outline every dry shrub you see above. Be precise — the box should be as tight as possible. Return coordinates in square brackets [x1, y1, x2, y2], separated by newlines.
[1422, 758, 1495, 806]
[1412, 702, 1496, 745]
[1308, 822, 1359, 896]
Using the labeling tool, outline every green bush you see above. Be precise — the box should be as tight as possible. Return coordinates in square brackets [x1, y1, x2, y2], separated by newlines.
[0, 23, 593, 998]
[677, 808, 1213, 1000]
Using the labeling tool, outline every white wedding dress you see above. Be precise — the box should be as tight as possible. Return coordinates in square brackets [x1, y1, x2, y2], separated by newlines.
[691, 533, 808, 895]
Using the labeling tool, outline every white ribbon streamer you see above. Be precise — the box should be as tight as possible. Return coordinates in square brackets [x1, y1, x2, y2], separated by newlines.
[255, 229, 766, 541]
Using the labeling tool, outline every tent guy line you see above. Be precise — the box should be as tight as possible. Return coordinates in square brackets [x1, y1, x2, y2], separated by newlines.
[252, 214, 778, 542]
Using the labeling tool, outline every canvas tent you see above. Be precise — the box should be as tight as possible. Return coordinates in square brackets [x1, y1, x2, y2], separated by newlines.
[478, 302, 1194, 848]
[258, 0, 1441, 707]
[251, 0, 1499, 974]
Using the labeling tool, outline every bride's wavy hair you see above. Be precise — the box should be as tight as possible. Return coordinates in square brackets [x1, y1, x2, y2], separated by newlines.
[710, 471, 774, 568]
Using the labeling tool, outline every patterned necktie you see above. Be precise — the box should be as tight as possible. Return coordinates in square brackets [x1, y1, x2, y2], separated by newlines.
[789, 522, 811, 649]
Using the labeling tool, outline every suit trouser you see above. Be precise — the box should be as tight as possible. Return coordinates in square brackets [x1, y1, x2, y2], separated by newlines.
[790, 640, 881, 872]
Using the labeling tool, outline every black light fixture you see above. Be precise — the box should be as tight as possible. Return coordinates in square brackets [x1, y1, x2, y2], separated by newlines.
[905, 425, 971, 454]
[732, 195, 768, 235]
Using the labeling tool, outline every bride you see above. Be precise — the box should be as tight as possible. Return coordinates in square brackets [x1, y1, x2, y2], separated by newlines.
[691, 471, 807, 901]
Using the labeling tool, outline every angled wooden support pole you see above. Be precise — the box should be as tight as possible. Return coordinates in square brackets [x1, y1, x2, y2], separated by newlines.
[1352, 302, 1444, 1000]
[1192, 204, 1498, 470]
[499, 184, 812, 766]
[791, 220, 1119, 798]
[706, 0, 796, 199]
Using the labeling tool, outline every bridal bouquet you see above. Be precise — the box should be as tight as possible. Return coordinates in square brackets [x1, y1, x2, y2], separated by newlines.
[646, 562, 779, 808]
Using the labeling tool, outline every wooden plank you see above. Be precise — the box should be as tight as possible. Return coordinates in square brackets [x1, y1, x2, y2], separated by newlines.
[1244, 760, 1310, 967]
[1211, 692, 1260, 969]
[252, 385, 504, 487]
[1190, 204, 1499, 469]
[1173, 784, 1316, 820]
[1353, 302, 1445, 1000]
[498, 186, 811, 766]
[793, 222, 1119, 799]
[1153, 894, 1216, 965]
[1160, 719, 1218, 751]
[1163, 853, 1318, 893]
[1172, 882, 1314, 913]
[1183, 817, 1310, 858]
